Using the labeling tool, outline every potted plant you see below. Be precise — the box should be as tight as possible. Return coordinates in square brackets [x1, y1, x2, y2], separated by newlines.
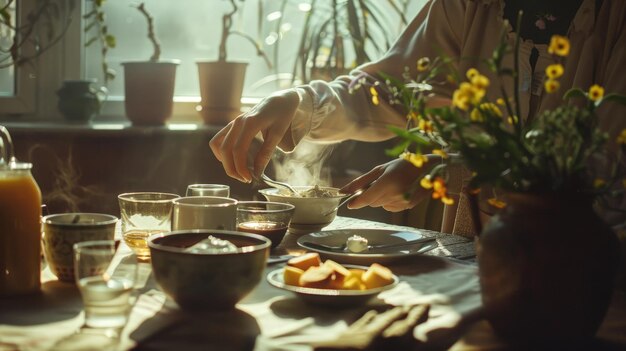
[266, 0, 410, 85]
[197, 0, 271, 125]
[122, 2, 179, 126]
[356, 20, 626, 347]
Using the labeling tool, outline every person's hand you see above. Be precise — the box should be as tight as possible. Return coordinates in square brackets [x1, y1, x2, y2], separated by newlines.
[340, 156, 438, 212]
[209, 89, 300, 183]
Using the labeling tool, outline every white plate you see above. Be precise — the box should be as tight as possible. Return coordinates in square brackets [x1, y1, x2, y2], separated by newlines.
[266, 265, 398, 307]
[296, 229, 437, 265]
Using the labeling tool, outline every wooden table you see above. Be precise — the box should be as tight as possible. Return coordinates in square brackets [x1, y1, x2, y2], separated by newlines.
[0, 216, 624, 350]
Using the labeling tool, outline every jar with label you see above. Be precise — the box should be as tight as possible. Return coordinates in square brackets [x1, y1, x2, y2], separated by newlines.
[0, 126, 42, 295]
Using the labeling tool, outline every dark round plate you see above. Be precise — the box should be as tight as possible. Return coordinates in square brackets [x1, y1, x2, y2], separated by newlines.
[296, 229, 437, 265]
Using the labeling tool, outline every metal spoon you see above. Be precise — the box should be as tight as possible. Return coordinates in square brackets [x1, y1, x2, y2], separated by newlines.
[322, 188, 365, 216]
[261, 173, 300, 196]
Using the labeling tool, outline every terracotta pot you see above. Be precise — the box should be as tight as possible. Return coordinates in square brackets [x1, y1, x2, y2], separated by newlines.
[477, 193, 619, 347]
[197, 61, 247, 125]
[122, 60, 179, 126]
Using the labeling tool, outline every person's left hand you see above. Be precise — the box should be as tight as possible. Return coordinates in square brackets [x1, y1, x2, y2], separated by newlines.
[340, 156, 437, 212]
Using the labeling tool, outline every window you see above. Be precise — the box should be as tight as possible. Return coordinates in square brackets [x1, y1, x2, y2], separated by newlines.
[1, 0, 425, 121]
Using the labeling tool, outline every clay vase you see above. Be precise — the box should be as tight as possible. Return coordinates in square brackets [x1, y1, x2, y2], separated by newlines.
[122, 60, 179, 126]
[196, 61, 247, 126]
[477, 193, 619, 347]
[57, 79, 107, 123]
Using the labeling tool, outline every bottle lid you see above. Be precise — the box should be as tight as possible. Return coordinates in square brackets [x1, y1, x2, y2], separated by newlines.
[0, 125, 32, 171]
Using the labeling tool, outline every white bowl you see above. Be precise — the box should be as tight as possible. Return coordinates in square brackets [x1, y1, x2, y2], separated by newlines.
[258, 187, 345, 233]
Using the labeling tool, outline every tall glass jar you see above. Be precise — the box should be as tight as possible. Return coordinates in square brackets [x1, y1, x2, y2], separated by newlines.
[0, 126, 42, 296]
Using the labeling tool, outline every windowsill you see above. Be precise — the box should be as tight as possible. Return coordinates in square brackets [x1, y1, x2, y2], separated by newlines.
[0, 95, 263, 132]
[0, 120, 226, 136]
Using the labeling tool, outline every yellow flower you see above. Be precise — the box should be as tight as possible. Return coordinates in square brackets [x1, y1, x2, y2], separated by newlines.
[418, 119, 434, 133]
[545, 64, 564, 79]
[593, 178, 606, 188]
[431, 177, 454, 205]
[441, 196, 455, 205]
[479, 102, 502, 117]
[487, 198, 507, 209]
[466, 68, 479, 80]
[588, 84, 604, 102]
[420, 175, 433, 189]
[452, 89, 471, 111]
[417, 57, 430, 72]
[548, 35, 570, 56]
[370, 86, 379, 105]
[507, 115, 519, 125]
[453, 82, 485, 110]
[470, 74, 490, 91]
[401, 151, 428, 168]
[470, 108, 484, 122]
[544, 79, 560, 93]
[496, 98, 505, 106]
[617, 129, 626, 144]
[432, 149, 449, 159]
[471, 103, 501, 122]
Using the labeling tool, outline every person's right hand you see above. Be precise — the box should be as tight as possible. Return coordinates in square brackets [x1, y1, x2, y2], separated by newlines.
[340, 156, 438, 212]
[209, 89, 300, 183]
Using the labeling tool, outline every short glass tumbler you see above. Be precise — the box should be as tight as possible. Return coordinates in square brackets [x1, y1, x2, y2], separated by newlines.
[118, 192, 179, 260]
[186, 184, 230, 197]
[236, 201, 295, 248]
[74, 240, 137, 330]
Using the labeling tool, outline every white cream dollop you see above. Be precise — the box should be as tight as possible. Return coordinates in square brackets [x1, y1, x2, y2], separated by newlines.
[346, 235, 368, 253]
[185, 235, 238, 254]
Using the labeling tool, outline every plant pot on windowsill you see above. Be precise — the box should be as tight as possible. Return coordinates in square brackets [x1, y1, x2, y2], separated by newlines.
[196, 61, 247, 126]
[57, 79, 107, 123]
[122, 59, 179, 126]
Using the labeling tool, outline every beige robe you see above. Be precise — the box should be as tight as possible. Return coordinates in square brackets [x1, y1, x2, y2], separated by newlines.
[281, 0, 626, 235]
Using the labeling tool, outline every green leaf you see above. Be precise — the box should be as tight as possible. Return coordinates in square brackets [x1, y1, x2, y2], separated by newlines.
[84, 36, 98, 47]
[385, 140, 411, 157]
[599, 93, 626, 107]
[563, 88, 586, 100]
[84, 20, 96, 33]
[105, 34, 116, 48]
[388, 126, 431, 146]
[0, 8, 11, 24]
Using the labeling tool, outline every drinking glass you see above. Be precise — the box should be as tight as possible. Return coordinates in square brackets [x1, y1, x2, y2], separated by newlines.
[74, 240, 137, 331]
[236, 201, 295, 248]
[118, 192, 179, 260]
[186, 184, 230, 197]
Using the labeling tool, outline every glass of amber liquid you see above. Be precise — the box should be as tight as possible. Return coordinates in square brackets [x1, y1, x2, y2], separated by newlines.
[236, 201, 295, 248]
[118, 192, 179, 260]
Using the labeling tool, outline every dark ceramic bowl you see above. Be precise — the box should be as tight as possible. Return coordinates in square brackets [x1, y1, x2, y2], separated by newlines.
[147, 230, 270, 311]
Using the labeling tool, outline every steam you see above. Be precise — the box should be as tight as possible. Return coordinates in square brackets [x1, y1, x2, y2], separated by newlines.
[27, 144, 103, 213]
[272, 141, 336, 186]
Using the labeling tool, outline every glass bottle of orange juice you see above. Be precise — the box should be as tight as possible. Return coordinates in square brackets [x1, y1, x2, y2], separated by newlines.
[0, 126, 42, 296]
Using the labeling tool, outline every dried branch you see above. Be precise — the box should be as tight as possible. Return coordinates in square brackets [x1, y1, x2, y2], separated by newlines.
[135, 2, 161, 62]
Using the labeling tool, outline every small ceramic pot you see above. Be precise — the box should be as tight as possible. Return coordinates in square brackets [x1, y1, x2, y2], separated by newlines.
[57, 79, 107, 123]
